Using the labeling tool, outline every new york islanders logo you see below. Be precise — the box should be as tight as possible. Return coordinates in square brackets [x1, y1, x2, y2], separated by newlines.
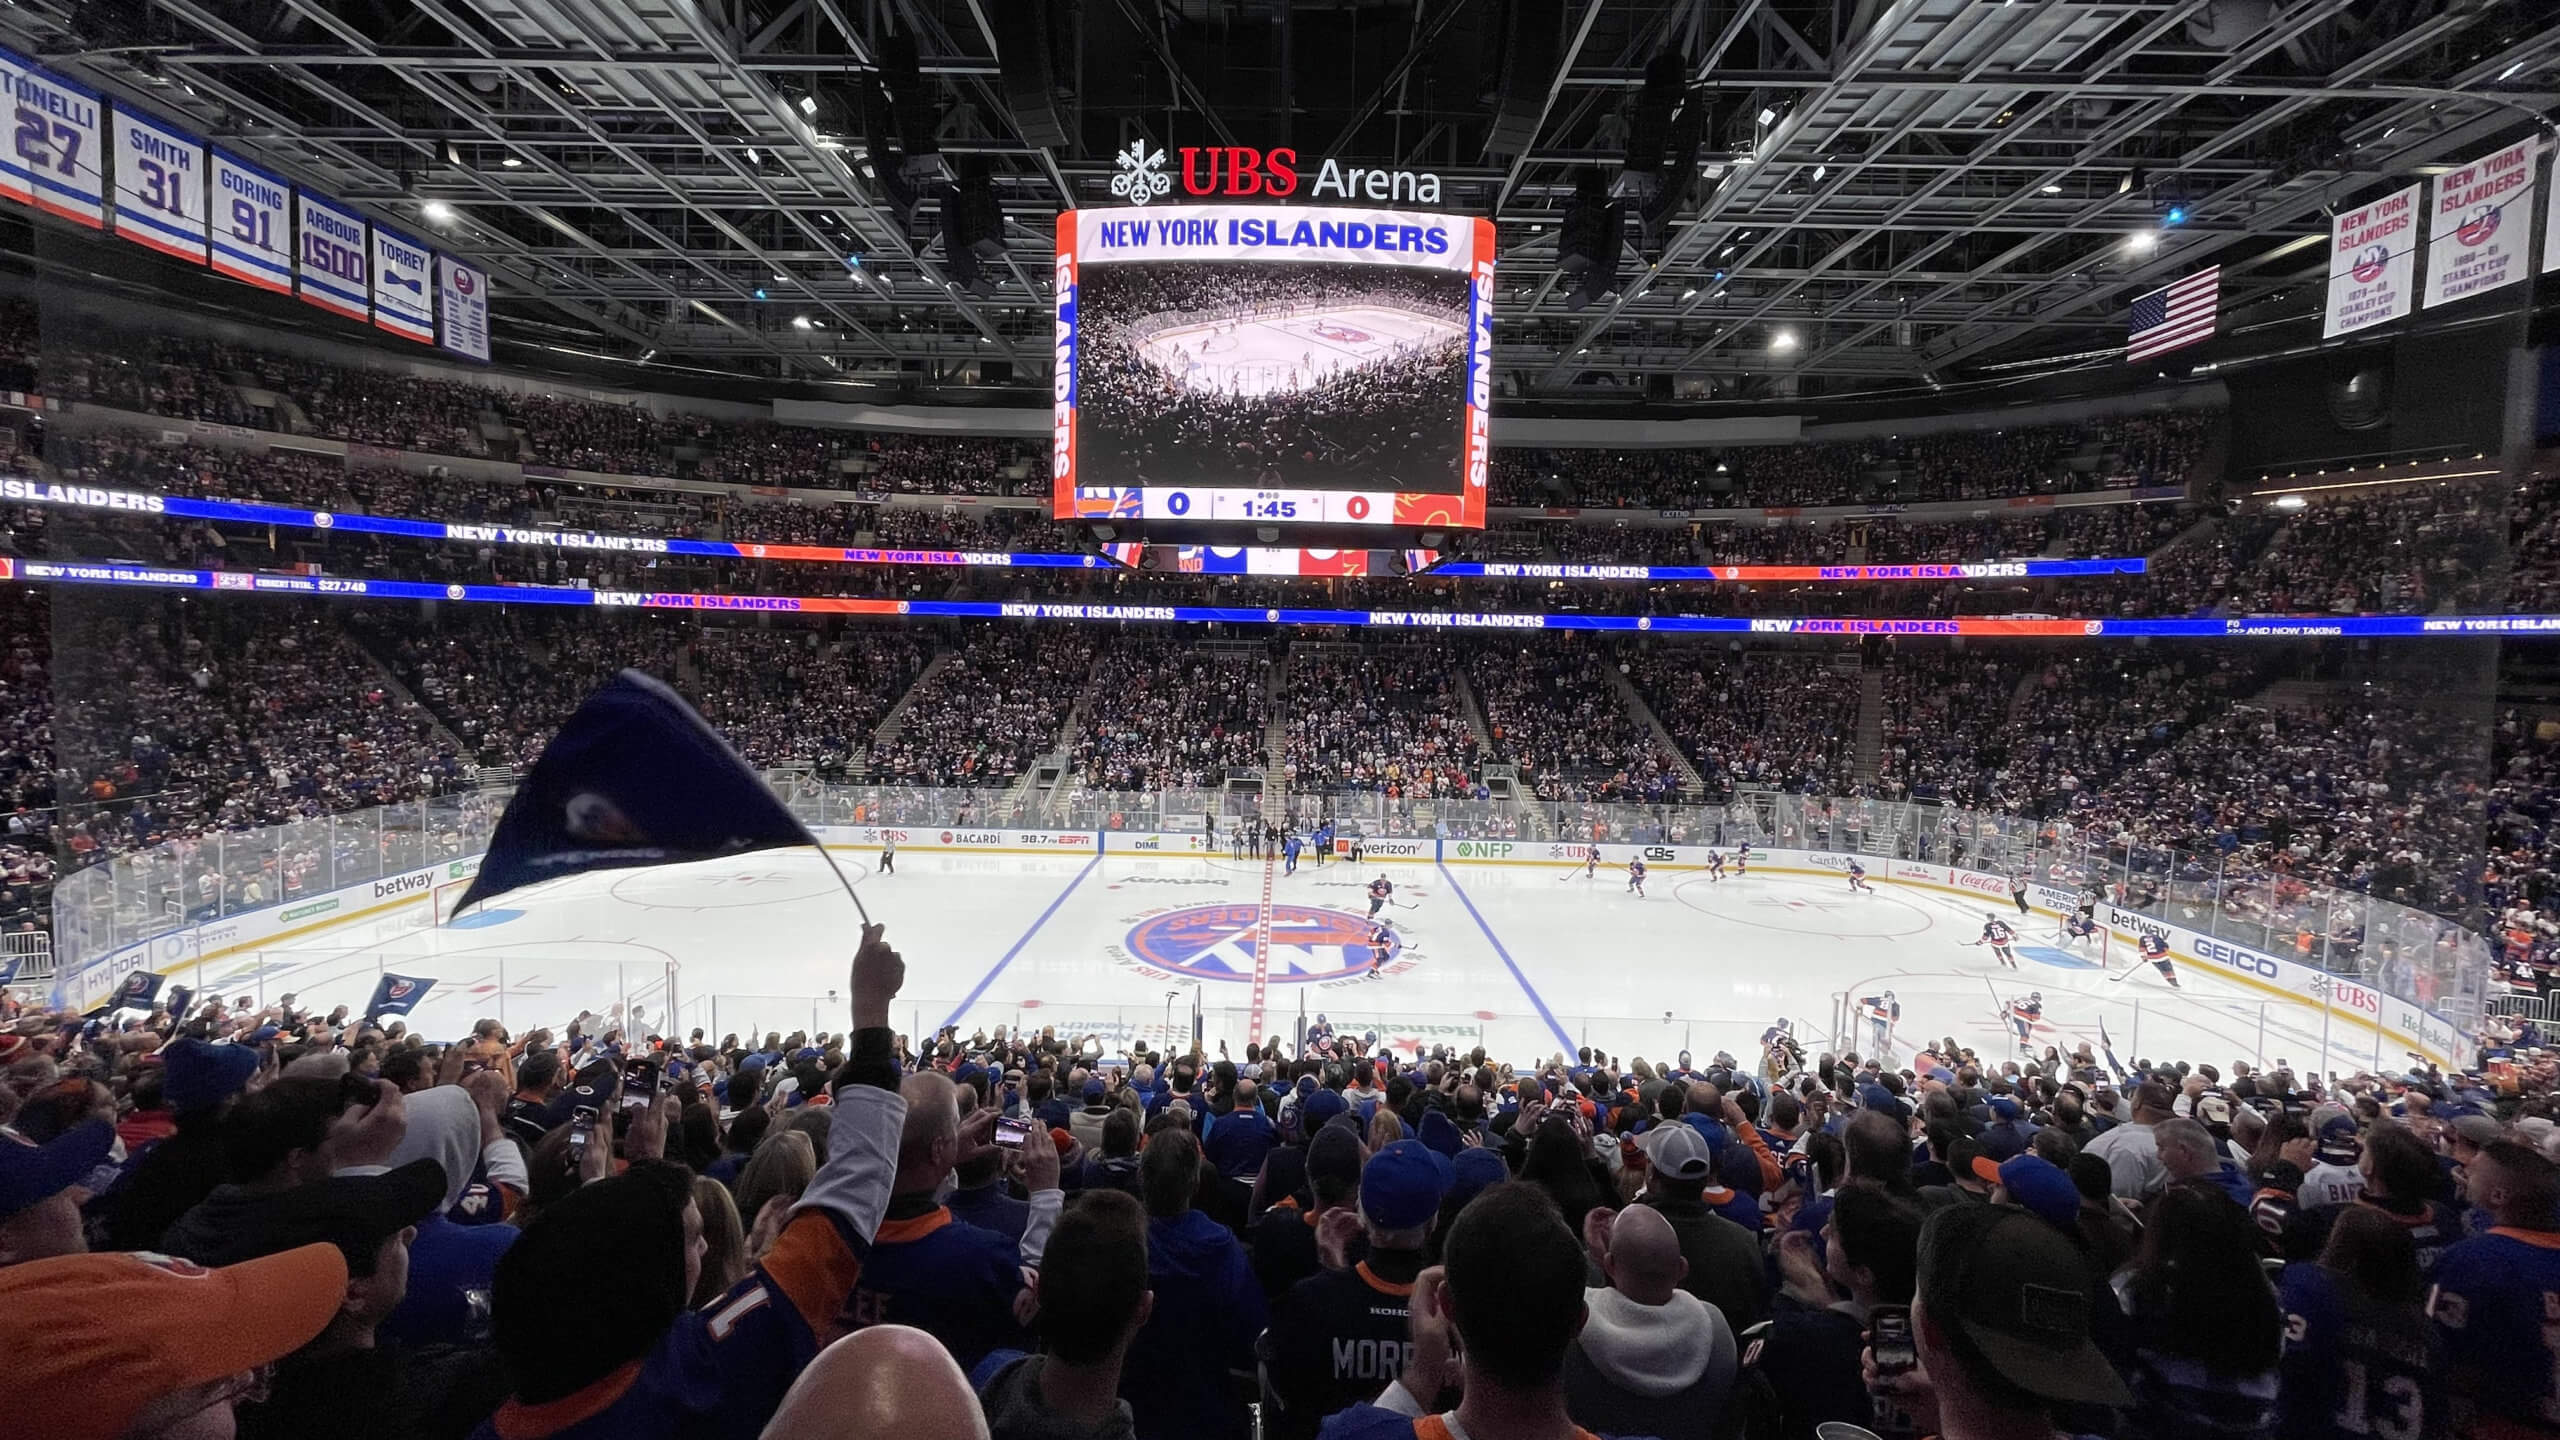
[2350, 244, 2389, 284]
[2456, 203, 2501, 248]
[1121, 904, 1398, 983]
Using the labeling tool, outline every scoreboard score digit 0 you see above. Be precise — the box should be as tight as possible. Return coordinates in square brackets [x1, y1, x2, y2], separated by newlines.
[1053, 202, 1496, 531]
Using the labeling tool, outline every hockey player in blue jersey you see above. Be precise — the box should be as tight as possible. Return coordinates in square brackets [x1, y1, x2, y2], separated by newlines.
[1705, 848, 1725, 881]
[2062, 908, 2100, 953]
[1735, 841, 1752, 876]
[1282, 831, 1301, 876]
[2139, 931, 2182, 988]
[2006, 990, 2043, 1046]
[1857, 990, 1900, 1059]
[1584, 846, 1602, 880]
[1846, 858, 1871, 893]
[1977, 913, 2019, 969]
[1625, 855, 1647, 897]
[1366, 922, 1394, 981]
[1367, 875, 1394, 917]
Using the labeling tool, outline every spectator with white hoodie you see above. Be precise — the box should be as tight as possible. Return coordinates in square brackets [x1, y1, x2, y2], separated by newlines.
[1563, 1203, 1739, 1440]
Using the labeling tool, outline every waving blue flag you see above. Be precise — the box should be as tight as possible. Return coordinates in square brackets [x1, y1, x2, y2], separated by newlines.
[451, 670, 856, 917]
[365, 972, 436, 1019]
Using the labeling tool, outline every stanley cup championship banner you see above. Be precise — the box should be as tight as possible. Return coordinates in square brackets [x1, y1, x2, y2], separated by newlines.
[2424, 138, 2537, 309]
[2324, 184, 2418, 338]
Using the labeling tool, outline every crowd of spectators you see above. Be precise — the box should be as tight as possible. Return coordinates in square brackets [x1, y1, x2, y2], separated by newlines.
[1491, 413, 2212, 510]
[1282, 650, 1483, 800]
[1621, 650, 1861, 796]
[1462, 643, 1684, 804]
[868, 629, 1098, 787]
[1067, 639, 1270, 792]
[2, 932, 2547, 1440]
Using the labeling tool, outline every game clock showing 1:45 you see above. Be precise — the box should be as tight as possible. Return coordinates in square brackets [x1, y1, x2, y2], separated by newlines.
[1241, 495, 1298, 520]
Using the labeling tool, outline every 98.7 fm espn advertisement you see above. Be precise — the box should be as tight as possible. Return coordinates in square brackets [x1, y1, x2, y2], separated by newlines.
[1053, 203, 1497, 530]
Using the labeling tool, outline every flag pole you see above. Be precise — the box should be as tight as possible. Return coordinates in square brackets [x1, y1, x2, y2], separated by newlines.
[813, 842, 873, 925]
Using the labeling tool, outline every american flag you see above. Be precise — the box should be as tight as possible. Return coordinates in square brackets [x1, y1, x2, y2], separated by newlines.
[2125, 265, 2219, 362]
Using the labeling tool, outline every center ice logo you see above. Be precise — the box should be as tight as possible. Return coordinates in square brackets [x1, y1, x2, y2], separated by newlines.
[1110, 140, 1173, 206]
[1122, 903, 1395, 983]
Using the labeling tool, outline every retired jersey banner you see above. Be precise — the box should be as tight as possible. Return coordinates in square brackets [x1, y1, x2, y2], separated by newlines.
[209, 151, 292, 293]
[2423, 138, 2536, 309]
[2323, 185, 2417, 338]
[0, 49, 105, 227]
[436, 254, 490, 361]
[110, 106, 207, 263]
[370, 225, 433, 342]
[296, 191, 369, 320]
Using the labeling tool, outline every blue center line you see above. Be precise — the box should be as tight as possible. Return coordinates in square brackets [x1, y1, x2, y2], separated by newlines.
[940, 854, 1101, 1030]
[1435, 863, 1577, 1055]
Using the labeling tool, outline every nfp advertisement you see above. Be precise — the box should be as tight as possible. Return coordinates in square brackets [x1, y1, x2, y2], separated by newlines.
[2323, 184, 2418, 338]
[1054, 203, 1496, 530]
[2423, 139, 2537, 309]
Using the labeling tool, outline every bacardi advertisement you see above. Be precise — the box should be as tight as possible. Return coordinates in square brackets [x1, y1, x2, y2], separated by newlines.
[2323, 185, 2418, 337]
[2423, 139, 2536, 309]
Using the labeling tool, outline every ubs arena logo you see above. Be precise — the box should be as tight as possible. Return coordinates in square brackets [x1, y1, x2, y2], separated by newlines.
[1110, 904, 1406, 984]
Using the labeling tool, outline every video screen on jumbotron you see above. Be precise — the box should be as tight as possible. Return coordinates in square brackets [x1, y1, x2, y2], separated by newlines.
[1054, 203, 1496, 529]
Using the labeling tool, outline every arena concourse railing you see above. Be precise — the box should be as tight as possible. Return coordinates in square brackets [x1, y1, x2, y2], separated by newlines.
[42, 781, 2485, 1070]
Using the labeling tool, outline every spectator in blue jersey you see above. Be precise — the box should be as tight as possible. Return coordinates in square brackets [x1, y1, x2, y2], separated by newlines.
[850, 1069, 1061, 1370]
[1263, 1138, 1449, 1437]
[1315, 1182, 1592, 1440]
[975, 1189, 1150, 1440]
[469, 922, 911, 1440]
[2103, 1181, 2283, 1439]
[2429, 1138, 2560, 1437]
[2276, 1205, 2445, 1440]
[1204, 1073, 1278, 1182]
[1126, 1128, 1264, 1440]
[947, 1084, 1033, 1245]
[1081, 1108, 1144, 1198]
[362, 1080, 528, 1347]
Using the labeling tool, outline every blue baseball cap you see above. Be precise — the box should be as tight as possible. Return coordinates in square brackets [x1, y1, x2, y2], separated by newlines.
[1082, 1076, 1107, 1101]
[160, 1038, 260, 1113]
[1978, 1153, 2079, 1231]
[1448, 1145, 1508, 1204]
[0, 1118, 112, 1218]
[1362, 1139, 1452, 1230]
[1988, 1096, 2023, 1122]
[2315, 1114, 2362, 1166]
[1301, 1089, 1349, 1129]
[1416, 1109, 1462, 1158]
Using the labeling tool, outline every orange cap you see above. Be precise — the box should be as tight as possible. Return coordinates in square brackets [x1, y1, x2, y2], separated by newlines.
[0, 1243, 348, 1440]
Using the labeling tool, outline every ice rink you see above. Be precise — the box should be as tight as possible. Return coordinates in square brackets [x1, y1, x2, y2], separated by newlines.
[173, 849, 2416, 1080]
[1138, 305, 1462, 398]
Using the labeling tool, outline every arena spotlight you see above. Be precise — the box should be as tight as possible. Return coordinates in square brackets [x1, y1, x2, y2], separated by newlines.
[422, 201, 455, 224]
[2126, 233, 2156, 255]
[1558, 168, 1626, 311]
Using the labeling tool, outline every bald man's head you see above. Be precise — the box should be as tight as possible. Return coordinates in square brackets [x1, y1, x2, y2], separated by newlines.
[1603, 1205, 1689, 1307]
[760, 1325, 988, 1440]
[897, 1072, 961, 1194]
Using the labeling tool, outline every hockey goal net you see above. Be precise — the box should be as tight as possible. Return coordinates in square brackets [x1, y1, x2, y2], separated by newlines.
[431, 878, 476, 924]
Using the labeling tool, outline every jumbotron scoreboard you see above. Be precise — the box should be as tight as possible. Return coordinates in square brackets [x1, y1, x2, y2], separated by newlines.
[1052, 201, 1496, 534]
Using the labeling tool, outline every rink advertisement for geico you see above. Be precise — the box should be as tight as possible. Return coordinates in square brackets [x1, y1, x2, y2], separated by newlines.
[1072, 203, 1485, 273]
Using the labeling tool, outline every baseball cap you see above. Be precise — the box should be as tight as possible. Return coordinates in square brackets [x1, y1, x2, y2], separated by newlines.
[1917, 1202, 2132, 1409]
[1306, 1124, 1366, 1192]
[2196, 1094, 2234, 1128]
[1363, 1139, 1453, 1230]
[1301, 1088, 1349, 1130]
[0, 1244, 349, 1440]
[0, 1118, 112, 1218]
[1448, 1146, 1508, 1206]
[173, 1157, 448, 1274]
[2315, 1113, 2362, 1166]
[2452, 1113, 2504, 1150]
[1988, 1096, 2023, 1122]
[1974, 1153, 2080, 1231]
[1082, 1076, 1107, 1102]
[1642, 1122, 1715, 1181]
[160, 1037, 261, 1112]
[1416, 1109, 1463, 1157]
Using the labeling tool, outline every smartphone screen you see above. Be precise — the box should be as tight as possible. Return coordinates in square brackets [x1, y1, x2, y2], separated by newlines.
[1868, 1305, 1915, 1378]
[994, 1116, 1032, 1149]
[620, 1058, 659, 1110]
[567, 1120, 592, 1161]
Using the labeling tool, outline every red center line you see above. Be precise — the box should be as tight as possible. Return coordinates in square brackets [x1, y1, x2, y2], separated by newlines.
[1246, 843, 1279, 1044]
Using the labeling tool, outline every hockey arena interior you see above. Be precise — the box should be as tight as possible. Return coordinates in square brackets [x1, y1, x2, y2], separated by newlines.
[8, 4, 2560, 1440]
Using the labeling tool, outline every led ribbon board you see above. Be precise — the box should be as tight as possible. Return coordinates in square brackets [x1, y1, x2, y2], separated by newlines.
[2, 557, 2540, 640]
